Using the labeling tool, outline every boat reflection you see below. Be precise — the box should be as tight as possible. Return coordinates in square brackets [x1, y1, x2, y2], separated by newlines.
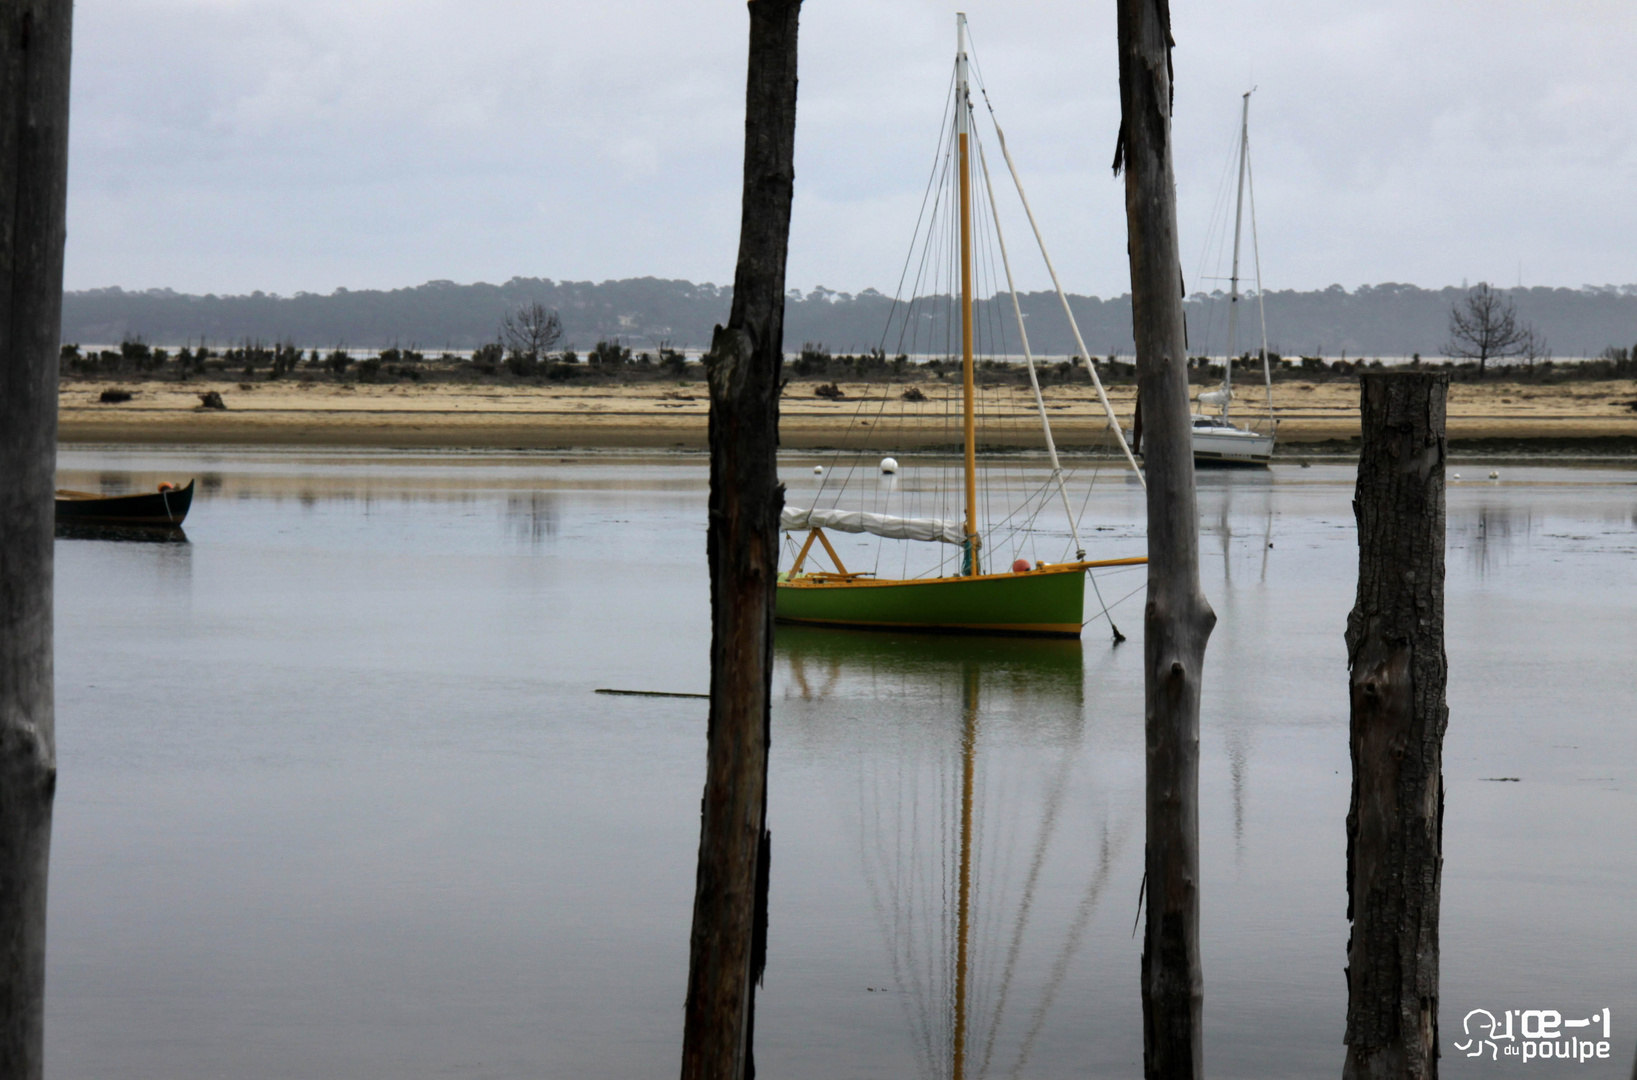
[54, 523, 188, 544]
[504, 491, 561, 546]
[778, 625, 1084, 707]
[776, 626, 1128, 1080]
[1452, 501, 1534, 577]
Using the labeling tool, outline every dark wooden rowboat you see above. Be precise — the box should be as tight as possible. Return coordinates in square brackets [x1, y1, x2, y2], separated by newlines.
[55, 479, 194, 526]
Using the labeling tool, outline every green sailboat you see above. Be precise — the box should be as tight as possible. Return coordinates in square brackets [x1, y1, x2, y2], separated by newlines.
[775, 13, 1145, 639]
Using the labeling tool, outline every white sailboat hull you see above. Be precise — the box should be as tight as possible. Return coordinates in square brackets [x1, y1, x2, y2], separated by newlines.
[1190, 421, 1274, 466]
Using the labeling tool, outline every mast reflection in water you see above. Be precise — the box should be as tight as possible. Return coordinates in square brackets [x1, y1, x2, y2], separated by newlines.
[777, 628, 1131, 1080]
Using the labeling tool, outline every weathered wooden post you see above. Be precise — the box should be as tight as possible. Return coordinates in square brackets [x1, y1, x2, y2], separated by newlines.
[1, 1, 73, 1076]
[1344, 371, 1449, 1080]
[678, 2, 800, 1079]
[1113, 2, 1213, 1078]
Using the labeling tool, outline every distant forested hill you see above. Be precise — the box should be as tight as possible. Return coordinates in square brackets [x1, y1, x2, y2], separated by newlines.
[61, 277, 1637, 359]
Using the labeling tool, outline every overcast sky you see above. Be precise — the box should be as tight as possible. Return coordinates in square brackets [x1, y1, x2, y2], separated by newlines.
[66, 0, 1637, 298]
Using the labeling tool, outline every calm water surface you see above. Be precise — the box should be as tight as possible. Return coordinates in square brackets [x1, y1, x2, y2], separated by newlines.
[48, 449, 1637, 1078]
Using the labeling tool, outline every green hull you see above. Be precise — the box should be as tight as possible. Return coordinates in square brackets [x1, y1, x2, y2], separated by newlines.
[775, 565, 1087, 638]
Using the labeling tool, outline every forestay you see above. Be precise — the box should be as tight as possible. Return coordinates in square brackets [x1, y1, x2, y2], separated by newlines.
[781, 506, 963, 546]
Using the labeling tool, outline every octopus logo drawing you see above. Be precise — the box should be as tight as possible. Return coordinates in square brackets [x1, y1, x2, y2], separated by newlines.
[1454, 1007, 1613, 1064]
[1457, 1009, 1510, 1062]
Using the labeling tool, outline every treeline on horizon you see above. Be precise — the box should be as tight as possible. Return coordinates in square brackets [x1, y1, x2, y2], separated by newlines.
[62, 276, 1637, 360]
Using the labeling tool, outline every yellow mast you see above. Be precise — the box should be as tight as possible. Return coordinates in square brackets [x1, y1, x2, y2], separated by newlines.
[956, 13, 978, 577]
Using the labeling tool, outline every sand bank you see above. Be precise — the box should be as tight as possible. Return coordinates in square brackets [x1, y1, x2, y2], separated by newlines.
[58, 377, 1637, 452]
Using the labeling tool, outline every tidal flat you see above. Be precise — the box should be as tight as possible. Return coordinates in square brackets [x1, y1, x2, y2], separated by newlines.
[56, 376, 1637, 450]
[48, 448, 1637, 1078]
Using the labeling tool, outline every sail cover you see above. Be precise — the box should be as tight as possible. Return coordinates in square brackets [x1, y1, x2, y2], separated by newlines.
[781, 506, 963, 545]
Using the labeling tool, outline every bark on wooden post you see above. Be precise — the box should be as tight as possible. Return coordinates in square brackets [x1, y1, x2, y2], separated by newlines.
[1344, 371, 1449, 1080]
[1113, 2, 1213, 1078]
[678, 2, 800, 1079]
[1, 2, 72, 1076]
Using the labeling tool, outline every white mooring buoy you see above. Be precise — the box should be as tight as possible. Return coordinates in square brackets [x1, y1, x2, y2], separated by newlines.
[1489, 470, 1500, 480]
[880, 457, 899, 474]
[813, 465, 824, 475]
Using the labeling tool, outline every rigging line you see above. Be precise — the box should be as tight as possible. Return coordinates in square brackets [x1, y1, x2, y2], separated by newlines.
[964, 470, 1058, 549]
[907, 764, 947, 1080]
[889, 396, 913, 582]
[897, 139, 958, 363]
[851, 362, 912, 583]
[857, 764, 935, 1079]
[830, 98, 958, 520]
[975, 734, 1084, 1079]
[1219, 92, 1254, 419]
[903, 759, 945, 1079]
[828, 315, 942, 515]
[881, 65, 960, 357]
[968, 32, 1012, 553]
[983, 470, 1055, 565]
[1055, 462, 1086, 563]
[973, 168, 1036, 564]
[940, 744, 958, 1071]
[984, 475, 1060, 552]
[973, 129, 1087, 561]
[872, 755, 938, 1079]
[965, 23, 990, 99]
[1006, 825, 1128, 1080]
[1245, 125, 1276, 426]
[952, 665, 981, 1070]
[1192, 116, 1241, 337]
[1070, 462, 1100, 545]
[1191, 107, 1244, 362]
[1087, 563, 1145, 577]
[970, 762, 1024, 1006]
[976, 88, 1145, 490]
[966, 756, 1003, 1036]
[1085, 561, 1128, 644]
[971, 185, 999, 547]
[940, 151, 958, 576]
[833, 353, 897, 498]
[1081, 578, 1147, 627]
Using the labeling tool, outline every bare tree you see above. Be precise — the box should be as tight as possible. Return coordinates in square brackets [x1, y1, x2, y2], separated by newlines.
[678, 1, 801, 1078]
[1520, 324, 1550, 369]
[2, 1, 73, 1075]
[1445, 283, 1535, 379]
[1115, 0, 1214, 1077]
[500, 302, 563, 367]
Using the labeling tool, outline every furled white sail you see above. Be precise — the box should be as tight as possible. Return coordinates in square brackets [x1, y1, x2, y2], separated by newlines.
[781, 506, 963, 545]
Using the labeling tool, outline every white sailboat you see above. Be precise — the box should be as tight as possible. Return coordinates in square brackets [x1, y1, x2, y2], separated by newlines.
[1191, 91, 1276, 467]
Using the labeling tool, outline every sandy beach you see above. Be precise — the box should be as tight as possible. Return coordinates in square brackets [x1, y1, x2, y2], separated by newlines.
[57, 376, 1637, 451]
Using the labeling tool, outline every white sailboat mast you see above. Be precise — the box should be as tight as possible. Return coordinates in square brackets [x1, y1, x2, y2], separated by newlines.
[1224, 90, 1251, 423]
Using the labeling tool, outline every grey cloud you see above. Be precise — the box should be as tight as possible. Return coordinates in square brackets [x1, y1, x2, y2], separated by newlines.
[66, 0, 1637, 298]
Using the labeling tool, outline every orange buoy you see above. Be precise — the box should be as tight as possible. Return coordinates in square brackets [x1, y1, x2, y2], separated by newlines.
[1011, 558, 1031, 573]
[157, 482, 174, 492]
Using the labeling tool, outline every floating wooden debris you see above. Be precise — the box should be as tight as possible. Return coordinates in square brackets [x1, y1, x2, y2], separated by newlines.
[594, 688, 708, 700]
